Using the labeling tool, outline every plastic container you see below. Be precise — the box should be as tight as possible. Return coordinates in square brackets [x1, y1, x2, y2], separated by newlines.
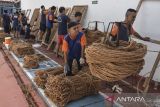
[5, 37, 12, 44]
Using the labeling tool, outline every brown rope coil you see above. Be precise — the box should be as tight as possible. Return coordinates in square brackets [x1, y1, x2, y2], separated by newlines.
[44, 72, 101, 107]
[85, 41, 147, 82]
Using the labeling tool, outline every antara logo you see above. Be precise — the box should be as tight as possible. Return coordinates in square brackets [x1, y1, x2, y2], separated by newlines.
[116, 97, 146, 102]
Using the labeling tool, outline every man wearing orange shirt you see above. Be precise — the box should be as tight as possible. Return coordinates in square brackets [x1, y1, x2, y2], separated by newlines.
[62, 22, 86, 76]
[111, 8, 150, 42]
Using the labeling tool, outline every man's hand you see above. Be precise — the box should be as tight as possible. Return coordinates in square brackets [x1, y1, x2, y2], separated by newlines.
[80, 57, 85, 65]
[143, 37, 150, 41]
[64, 63, 70, 75]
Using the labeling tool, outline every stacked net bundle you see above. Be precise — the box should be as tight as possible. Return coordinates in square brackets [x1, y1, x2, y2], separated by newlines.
[34, 67, 64, 89]
[44, 72, 101, 107]
[85, 41, 147, 82]
[34, 64, 90, 89]
[10, 40, 34, 57]
[23, 53, 48, 68]
[23, 54, 39, 69]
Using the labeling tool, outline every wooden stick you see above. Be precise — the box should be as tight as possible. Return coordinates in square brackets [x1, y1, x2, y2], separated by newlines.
[143, 52, 160, 93]
[149, 39, 160, 45]
[136, 0, 144, 12]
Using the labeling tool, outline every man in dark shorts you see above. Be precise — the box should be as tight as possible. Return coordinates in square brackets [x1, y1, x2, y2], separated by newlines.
[56, 7, 70, 57]
[39, 5, 47, 41]
[3, 10, 11, 34]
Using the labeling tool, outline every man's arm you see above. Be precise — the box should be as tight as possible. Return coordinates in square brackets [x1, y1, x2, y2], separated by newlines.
[133, 31, 150, 41]
[80, 34, 87, 58]
[64, 52, 68, 64]
[62, 40, 68, 64]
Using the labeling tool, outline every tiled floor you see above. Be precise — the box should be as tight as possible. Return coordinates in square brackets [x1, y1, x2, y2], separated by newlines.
[0, 51, 29, 107]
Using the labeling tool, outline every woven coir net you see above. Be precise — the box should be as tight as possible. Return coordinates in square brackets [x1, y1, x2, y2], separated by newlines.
[85, 41, 147, 82]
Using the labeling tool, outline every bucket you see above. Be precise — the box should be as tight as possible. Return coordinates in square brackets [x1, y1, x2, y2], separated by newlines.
[5, 37, 12, 44]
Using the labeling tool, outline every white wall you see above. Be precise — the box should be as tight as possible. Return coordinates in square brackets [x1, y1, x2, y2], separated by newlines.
[21, 0, 160, 82]
[21, 0, 139, 30]
[134, 0, 160, 40]
[21, 0, 160, 38]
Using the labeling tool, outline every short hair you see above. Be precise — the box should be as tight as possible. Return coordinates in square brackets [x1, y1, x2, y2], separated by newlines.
[68, 22, 78, 29]
[16, 11, 19, 14]
[21, 13, 24, 16]
[75, 12, 82, 17]
[126, 8, 137, 17]
[51, 6, 56, 10]
[4, 10, 8, 13]
[59, 7, 65, 13]
[41, 5, 45, 9]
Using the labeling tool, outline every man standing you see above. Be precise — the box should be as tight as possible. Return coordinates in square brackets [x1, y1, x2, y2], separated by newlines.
[73, 12, 82, 23]
[62, 22, 86, 76]
[45, 6, 56, 43]
[39, 5, 47, 41]
[111, 8, 150, 42]
[3, 10, 11, 34]
[56, 7, 70, 57]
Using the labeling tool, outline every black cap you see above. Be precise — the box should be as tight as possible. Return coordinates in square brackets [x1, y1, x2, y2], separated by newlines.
[68, 22, 78, 29]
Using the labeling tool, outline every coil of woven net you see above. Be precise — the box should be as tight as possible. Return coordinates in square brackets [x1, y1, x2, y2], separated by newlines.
[34, 67, 64, 89]
[85, 41, 147, 82]
[10, 40, 34, 57]
[44, 72, 101, 107]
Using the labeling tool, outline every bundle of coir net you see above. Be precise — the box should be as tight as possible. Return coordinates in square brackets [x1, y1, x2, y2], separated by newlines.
[85, 40, 147, 82]
[34, 64, 90, 89]
[86, 30, 106, 46]
[10, 40, 34, 57]
[23, 54, 48, 69]
[44, 72, 101, 107]
[34, 67, 64, 89]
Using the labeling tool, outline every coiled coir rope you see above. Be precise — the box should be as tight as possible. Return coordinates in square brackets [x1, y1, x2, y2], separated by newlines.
[85, 41, 147, 82]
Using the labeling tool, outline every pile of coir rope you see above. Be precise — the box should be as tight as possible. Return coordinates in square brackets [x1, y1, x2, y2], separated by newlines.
[34, 65, 90, 89]
[34, 67, 64, 89]
[10, 40, 34, 57]
[23, 54, 48, 69]
[85, 41, 147, 82]
[23, 54, 39, 69]
[44, 72, 101, 107]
